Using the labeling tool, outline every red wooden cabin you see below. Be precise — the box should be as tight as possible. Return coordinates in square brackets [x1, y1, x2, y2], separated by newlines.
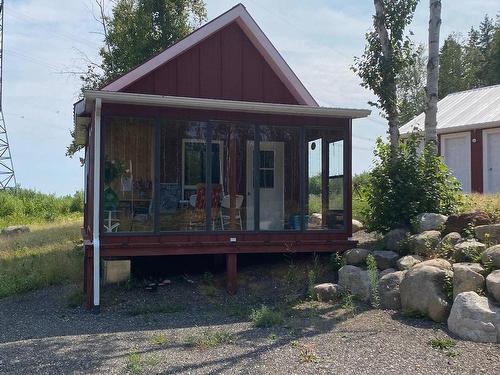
[73, 4, 370, 311]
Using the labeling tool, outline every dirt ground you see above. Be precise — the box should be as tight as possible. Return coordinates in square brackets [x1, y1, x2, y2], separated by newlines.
[0, 256, 498, 375]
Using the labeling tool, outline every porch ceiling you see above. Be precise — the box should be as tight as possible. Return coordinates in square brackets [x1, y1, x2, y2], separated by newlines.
[78, 90, 371, 120]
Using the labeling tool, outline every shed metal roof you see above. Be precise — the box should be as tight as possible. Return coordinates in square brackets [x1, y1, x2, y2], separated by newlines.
[400, 84, 500, 135]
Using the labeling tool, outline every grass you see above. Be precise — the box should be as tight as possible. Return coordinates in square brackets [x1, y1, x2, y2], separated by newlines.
[250, 305, 284, 328]
[63, 288, 84, 308]
[128, 301, 185, 316]
[149, 333, 169, 346]
[184, 330, 235, 349]
[0, 219, 83, 298]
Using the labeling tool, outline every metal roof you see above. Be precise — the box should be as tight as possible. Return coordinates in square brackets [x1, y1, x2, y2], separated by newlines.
[400, 84, 500, 135]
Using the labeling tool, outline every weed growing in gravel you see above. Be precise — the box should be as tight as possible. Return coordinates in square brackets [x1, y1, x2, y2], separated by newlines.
[446, 350, 460, 358]
[366, 254, 380, 308]
[150, 333, 168, 346]
[127, 352, 160, 374]
[63, 288, 84, 308]
[299, 344, 319, 363]
[307, 270, 317, 300]
[184, 330, 235, 349]
[430, 338, 456, 350]
[250, 305, 284, 327]
[127, 352, 143, 374]
[268, 333, 277, 341]
[129, 301, 185, 316]
[329, 253, 345, 273]
[223, 303, 252, 320]
[341, 292, 356, 316]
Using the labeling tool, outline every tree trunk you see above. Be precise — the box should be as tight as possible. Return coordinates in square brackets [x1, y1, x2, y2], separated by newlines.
[374, 0, 399, 154]
[425, 0, 442, 152]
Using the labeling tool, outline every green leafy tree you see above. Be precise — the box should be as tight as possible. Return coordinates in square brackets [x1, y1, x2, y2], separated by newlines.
[397, 44, 427, 124]
[438, 35, 466, 98]
[352, 0, 419, 155]
[68, 0, 207, 156]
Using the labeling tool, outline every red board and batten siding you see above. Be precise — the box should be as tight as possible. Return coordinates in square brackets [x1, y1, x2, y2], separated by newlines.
[124, 22, 298, 105]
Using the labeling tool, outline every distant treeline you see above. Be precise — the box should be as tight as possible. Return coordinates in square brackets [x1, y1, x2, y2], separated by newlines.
[0, 188, 83, 227]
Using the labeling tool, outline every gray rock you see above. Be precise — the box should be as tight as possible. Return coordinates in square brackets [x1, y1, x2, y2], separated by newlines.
[400, 265, 452, 322]
[408, 230, 441, 257]
[448, 291, 500, 343]
[475, 224, 500, 244]
[380, 268, 396, 278]
[453, 240, 487, 262]
[413, 258, 452, 271]
[481, 245, 500, 268]
[343, 248, 370, 266]
[384, 228, 410, 252]
[352, 219, 364, 233]
[338, 265, 370, 302]
[397, 255, 423, 270]
[486, 270, 500, 303]
[1, 225, 30, 236]
[373, 250, 399, 270]
[313, 283, 345, 302]
[452, 263, 485, 299]
[436, 232, 462, 255]
[414, 213, 448, 233]
[379, 271, 406, 310]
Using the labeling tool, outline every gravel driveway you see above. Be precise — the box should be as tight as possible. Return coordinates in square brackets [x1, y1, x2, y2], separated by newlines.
[0, 260, 498, 375]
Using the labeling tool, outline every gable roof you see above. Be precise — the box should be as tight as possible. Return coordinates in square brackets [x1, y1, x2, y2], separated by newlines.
[400, 84, 500, 135]
[102, 4, 318, 106]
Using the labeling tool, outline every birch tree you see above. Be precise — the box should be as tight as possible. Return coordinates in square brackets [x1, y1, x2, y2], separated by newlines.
[424, 0, 441, 149]
[352, 0, 419, 156]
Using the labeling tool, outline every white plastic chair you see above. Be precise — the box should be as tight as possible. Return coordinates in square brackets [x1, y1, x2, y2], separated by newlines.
[219, 195, 244, 230]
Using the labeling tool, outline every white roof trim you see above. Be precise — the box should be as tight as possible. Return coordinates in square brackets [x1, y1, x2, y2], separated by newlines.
[102, 4, 317, 106]
[81, 90, 370, 119]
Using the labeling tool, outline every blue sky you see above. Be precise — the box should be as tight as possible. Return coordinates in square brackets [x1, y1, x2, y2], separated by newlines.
[4, 0, 499, 195]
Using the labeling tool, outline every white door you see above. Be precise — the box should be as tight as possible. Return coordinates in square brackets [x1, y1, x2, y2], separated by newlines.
[246, 141, 284, 230]
[484, 129, 500, 193]
[441, 133, 471, 193]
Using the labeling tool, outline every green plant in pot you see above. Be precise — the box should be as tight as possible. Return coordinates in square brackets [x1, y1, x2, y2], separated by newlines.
[104, 157, 127, 210]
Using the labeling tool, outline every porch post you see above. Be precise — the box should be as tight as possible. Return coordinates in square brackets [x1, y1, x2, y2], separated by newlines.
[229, 125, 237, 229]
[92, 97, 102, 313]
[226, 253, 237, 294]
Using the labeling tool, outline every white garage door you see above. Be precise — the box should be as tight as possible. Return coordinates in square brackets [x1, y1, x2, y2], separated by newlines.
[441, 133, 471, 193]
[484, 129, 500, 193]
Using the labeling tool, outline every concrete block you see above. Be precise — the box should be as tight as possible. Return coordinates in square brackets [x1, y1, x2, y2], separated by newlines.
[102, 259, 130, 284]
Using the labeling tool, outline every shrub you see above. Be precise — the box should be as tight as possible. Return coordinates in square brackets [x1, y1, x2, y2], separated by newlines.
[365, 136, 463, 233]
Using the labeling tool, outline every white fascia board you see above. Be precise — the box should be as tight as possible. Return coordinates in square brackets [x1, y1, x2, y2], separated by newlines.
[101, 4, 317, 106]
[84, 90, 371, 119]
[401, 121, 500, 137]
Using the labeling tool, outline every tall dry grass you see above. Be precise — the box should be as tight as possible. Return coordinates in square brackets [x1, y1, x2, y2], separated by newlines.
[0, 219, 83, 298]
[461, 193, 500, 222]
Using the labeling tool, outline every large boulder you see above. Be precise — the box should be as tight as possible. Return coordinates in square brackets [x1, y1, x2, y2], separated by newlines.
[380, 268, 396, 278]
[343, 248, 370, 266]
[408, 230, 441, 257]
[443, 211, 491, 235]
[475, 224, 500, 244]
[397, 255, 423, 271]
[400, 265, 452, 322]
[452, 263, 485, 299]
[313, 283, 345, 302]
[414, 213, 448, 233]
[352, 219, 364, 233]
[379, 271, 406, 310]
[481, 245, 500, 268]
[413, 258, 452, 271]
[448, 291, 500, 343]
[384, 228, 410, 252]
[453, 240, 487, 263]
[338, 265, 370, 302]
[1, 225, 30, 236]
[373, 250, 399, 270]
[486, 270, 500, 303]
